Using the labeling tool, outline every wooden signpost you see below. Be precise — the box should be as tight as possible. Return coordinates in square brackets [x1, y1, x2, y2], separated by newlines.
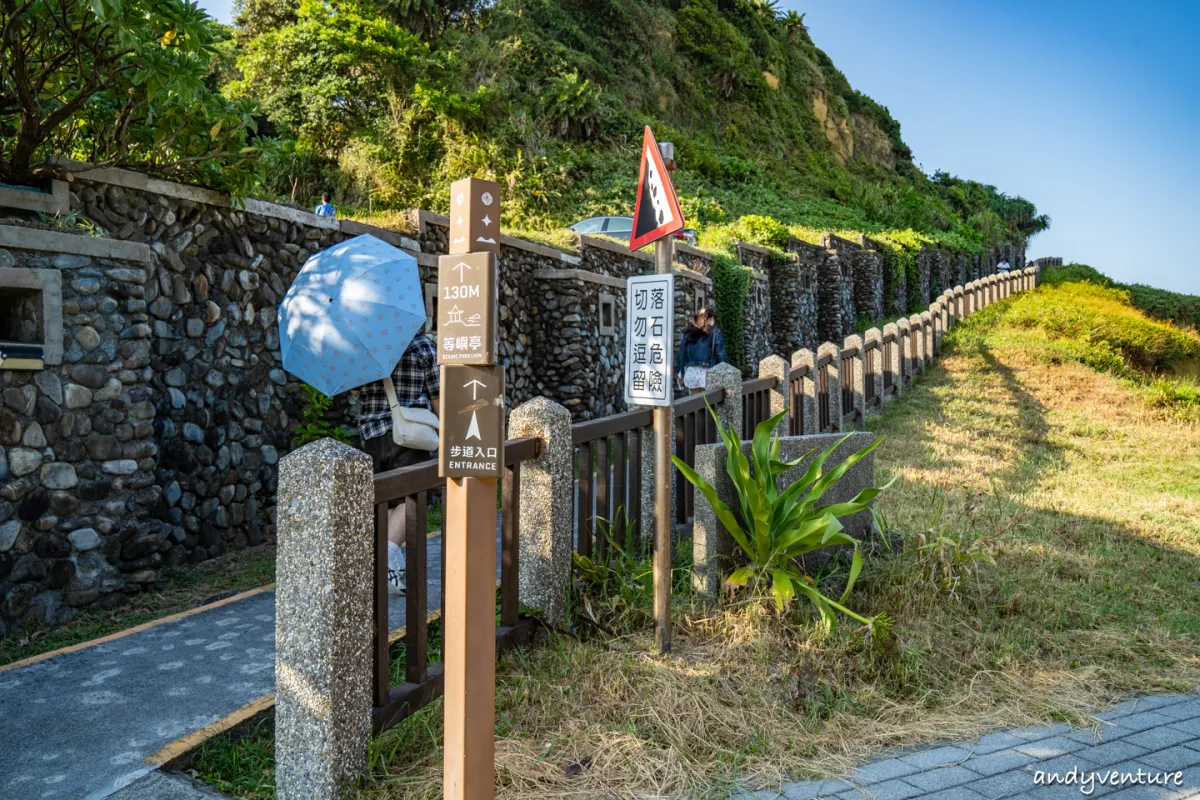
[440, 176, 504, 800]
[628, 128, 683, 654]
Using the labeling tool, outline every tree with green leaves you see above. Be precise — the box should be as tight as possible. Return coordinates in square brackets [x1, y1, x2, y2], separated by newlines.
[0, 0, 260, 189]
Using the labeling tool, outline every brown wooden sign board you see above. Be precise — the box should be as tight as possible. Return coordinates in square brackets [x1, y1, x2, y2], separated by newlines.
[439, 365, 505, 478]
[449, 177, 501, 255]
[436, 252, 497, 366]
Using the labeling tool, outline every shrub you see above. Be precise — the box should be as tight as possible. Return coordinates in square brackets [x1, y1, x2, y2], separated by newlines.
[673, 406, 892, 636]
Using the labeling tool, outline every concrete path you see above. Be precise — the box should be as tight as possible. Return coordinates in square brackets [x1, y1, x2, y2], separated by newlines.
[0, 527, 501, 800]
[737, 693, 1200, 799]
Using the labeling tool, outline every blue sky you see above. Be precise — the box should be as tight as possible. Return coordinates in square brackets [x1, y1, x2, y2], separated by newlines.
[785, 0, 1200, 294]
[201, 0, 1199, 294]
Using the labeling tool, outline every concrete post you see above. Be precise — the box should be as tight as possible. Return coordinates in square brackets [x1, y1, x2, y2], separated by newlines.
[707, 363, 743, 440]
[757, 354, 790, 434]
[640, 419, 674, 549]
[928, 303, 942, 356]
[864, 327, 883, 412]
[508, 397, 573, 625]
[896, 317, 913, 383]
[907, 314, 925, 374]
[275, 439, 374, 800]
[844, 334, 865, 425]
[790, 348, 819, 435]
[882, 322, 902, 400]
[920, 311, 933, 366]
[817, 342, 842, 432]
[954, 286, 965, 322]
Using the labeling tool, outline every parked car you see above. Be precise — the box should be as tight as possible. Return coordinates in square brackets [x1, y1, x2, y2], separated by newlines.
[570, 215, 697, 246]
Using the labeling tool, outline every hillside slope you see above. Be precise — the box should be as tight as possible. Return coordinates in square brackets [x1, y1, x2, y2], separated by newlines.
[226, 0, 1045, 247]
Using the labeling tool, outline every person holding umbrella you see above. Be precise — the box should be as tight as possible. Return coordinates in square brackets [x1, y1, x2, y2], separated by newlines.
[278, 233, 438, 595]
[354, 326, 439, 593]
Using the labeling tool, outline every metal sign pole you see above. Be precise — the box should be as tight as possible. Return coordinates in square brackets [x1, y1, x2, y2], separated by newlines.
[653, 142, 676, 655]
[440, 177, 504, 800]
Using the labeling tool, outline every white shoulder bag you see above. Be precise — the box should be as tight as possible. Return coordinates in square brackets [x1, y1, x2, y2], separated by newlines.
[382, 377, 440, 451]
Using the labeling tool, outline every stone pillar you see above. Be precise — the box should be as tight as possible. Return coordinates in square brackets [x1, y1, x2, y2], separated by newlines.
[508, 397, 573, 625]
[275, 439, 374, 800]
[758, 354, 789, 433]
[907, 314, 925, 374]
[882, 322, 902, 400]
[844, 334, 865, 424]
[817, 342, 842, 432]
[791, 347, 818, 435]
[707, 363, 743, 439]
[928, 303, 942, 356]
[953, 286, 965, 322]
[864, 328, 883, 412]
[920, 311, 934, 366]
[897, 317, 914, 385]
[640, 419, 674, 548]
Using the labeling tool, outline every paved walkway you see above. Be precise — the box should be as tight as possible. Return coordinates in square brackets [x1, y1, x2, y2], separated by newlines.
[737, 693, 1200, 799]
[0, 528, 497, 800]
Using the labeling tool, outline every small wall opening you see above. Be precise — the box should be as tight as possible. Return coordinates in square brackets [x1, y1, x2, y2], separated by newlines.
[0, 286, 42, 344]
[598, 293, 615, 336]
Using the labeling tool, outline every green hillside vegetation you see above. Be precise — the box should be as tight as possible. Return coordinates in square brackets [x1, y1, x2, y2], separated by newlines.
[976, 265, 1200, 419]
[223, 0, 1046, 242]
[1039, 263, 1200, 331]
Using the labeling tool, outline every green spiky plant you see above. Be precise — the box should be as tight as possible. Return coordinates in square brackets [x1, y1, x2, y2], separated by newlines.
[673, 407, 893, 637]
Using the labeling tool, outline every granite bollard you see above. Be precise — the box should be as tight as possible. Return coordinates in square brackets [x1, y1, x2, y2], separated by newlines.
[508, 397, 573, 625]
[757, 354, 790, 432]
[275, 438, 374, 800]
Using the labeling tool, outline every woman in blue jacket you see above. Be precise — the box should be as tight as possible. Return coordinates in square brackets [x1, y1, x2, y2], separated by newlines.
[677, 306, 729, 393]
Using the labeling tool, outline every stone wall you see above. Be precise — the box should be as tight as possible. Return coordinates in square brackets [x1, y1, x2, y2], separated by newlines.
[0, 166, 1025, 631]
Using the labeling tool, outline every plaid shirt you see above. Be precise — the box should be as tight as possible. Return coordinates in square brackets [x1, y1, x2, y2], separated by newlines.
[356, 333, 440, 441]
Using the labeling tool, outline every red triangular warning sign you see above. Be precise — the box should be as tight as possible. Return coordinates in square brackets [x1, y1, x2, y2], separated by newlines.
[629, 126, 684, 252]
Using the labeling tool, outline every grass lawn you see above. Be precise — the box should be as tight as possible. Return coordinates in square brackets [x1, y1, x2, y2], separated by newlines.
[0, 545, 276, 668]
[189, 278, 1200, 799]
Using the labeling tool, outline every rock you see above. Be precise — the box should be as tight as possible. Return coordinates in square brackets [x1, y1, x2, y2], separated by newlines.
[9, 553, 46, 583]
[94, 378, 122, 402]
[3, 386, 35, 415]
[76, 326, 101, 350]
[64, 384, 93, 409]
[0, 448, 6, 481]
[0, 248, 13, 268]
[121, 534, 159, 561]
[9, 448, 42, 477]
[205, 300, 221, 324]
[2, 582, 36, 617]
[183, 423, 205, 444]
[35, 533, 71, 559]
[0, 409, 19, 445]
[164, 481, 182, 507]
[40, 462, 78, 490]
[64, 586, 100, 607]
[0, 520, 19, 551]
[165, 367, 186, 387]
[126, 569, 159, 585]
[68, 527, 101, 551]
[53, 253, 90, 269]
[101, 460, 138, 476]
[186, 318, 204, 337]
[105, 267, 147, 284]
[269, 369, 287, 386]
[70, 364, 109, 389]
[204, 320, 226, 346]
[149, 296, 173, 319]
[49, 491, 76, 515]
[261, 445, 278, 465]
[20, 422, 46, 448]
[85, 435, 122, 461]
[34, 372, 63, 405]
[238, 270, 260, 291]
[205, 371, 225, 388]
[35, 397, 63, 425]
[168, 388, 186, 409]
[17, 488, 49, 521]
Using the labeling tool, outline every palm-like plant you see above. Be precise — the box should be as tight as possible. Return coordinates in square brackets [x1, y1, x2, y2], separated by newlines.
[673, 407, 892, 634]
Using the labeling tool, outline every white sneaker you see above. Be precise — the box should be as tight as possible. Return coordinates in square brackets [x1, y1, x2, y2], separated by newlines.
[387, 541, 407, 595]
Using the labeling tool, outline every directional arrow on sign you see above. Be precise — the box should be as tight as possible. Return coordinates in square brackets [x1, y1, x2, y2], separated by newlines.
[465, 410, 482, 441]
[453, 261, 473, 281]
[463, 378, 487, 400]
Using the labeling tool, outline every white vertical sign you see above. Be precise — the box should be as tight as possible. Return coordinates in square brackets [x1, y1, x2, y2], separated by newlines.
[624, 273, 674, 407]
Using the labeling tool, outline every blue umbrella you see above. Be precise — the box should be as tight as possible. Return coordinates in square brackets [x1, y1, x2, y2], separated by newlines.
[278, 234, 426, 397]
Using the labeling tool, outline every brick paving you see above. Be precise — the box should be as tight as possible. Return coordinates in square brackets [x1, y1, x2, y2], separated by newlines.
[735, 694, 1200, 799]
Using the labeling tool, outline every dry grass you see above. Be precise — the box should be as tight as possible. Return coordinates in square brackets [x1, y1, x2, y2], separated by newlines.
[355, 300, 1200, 798]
